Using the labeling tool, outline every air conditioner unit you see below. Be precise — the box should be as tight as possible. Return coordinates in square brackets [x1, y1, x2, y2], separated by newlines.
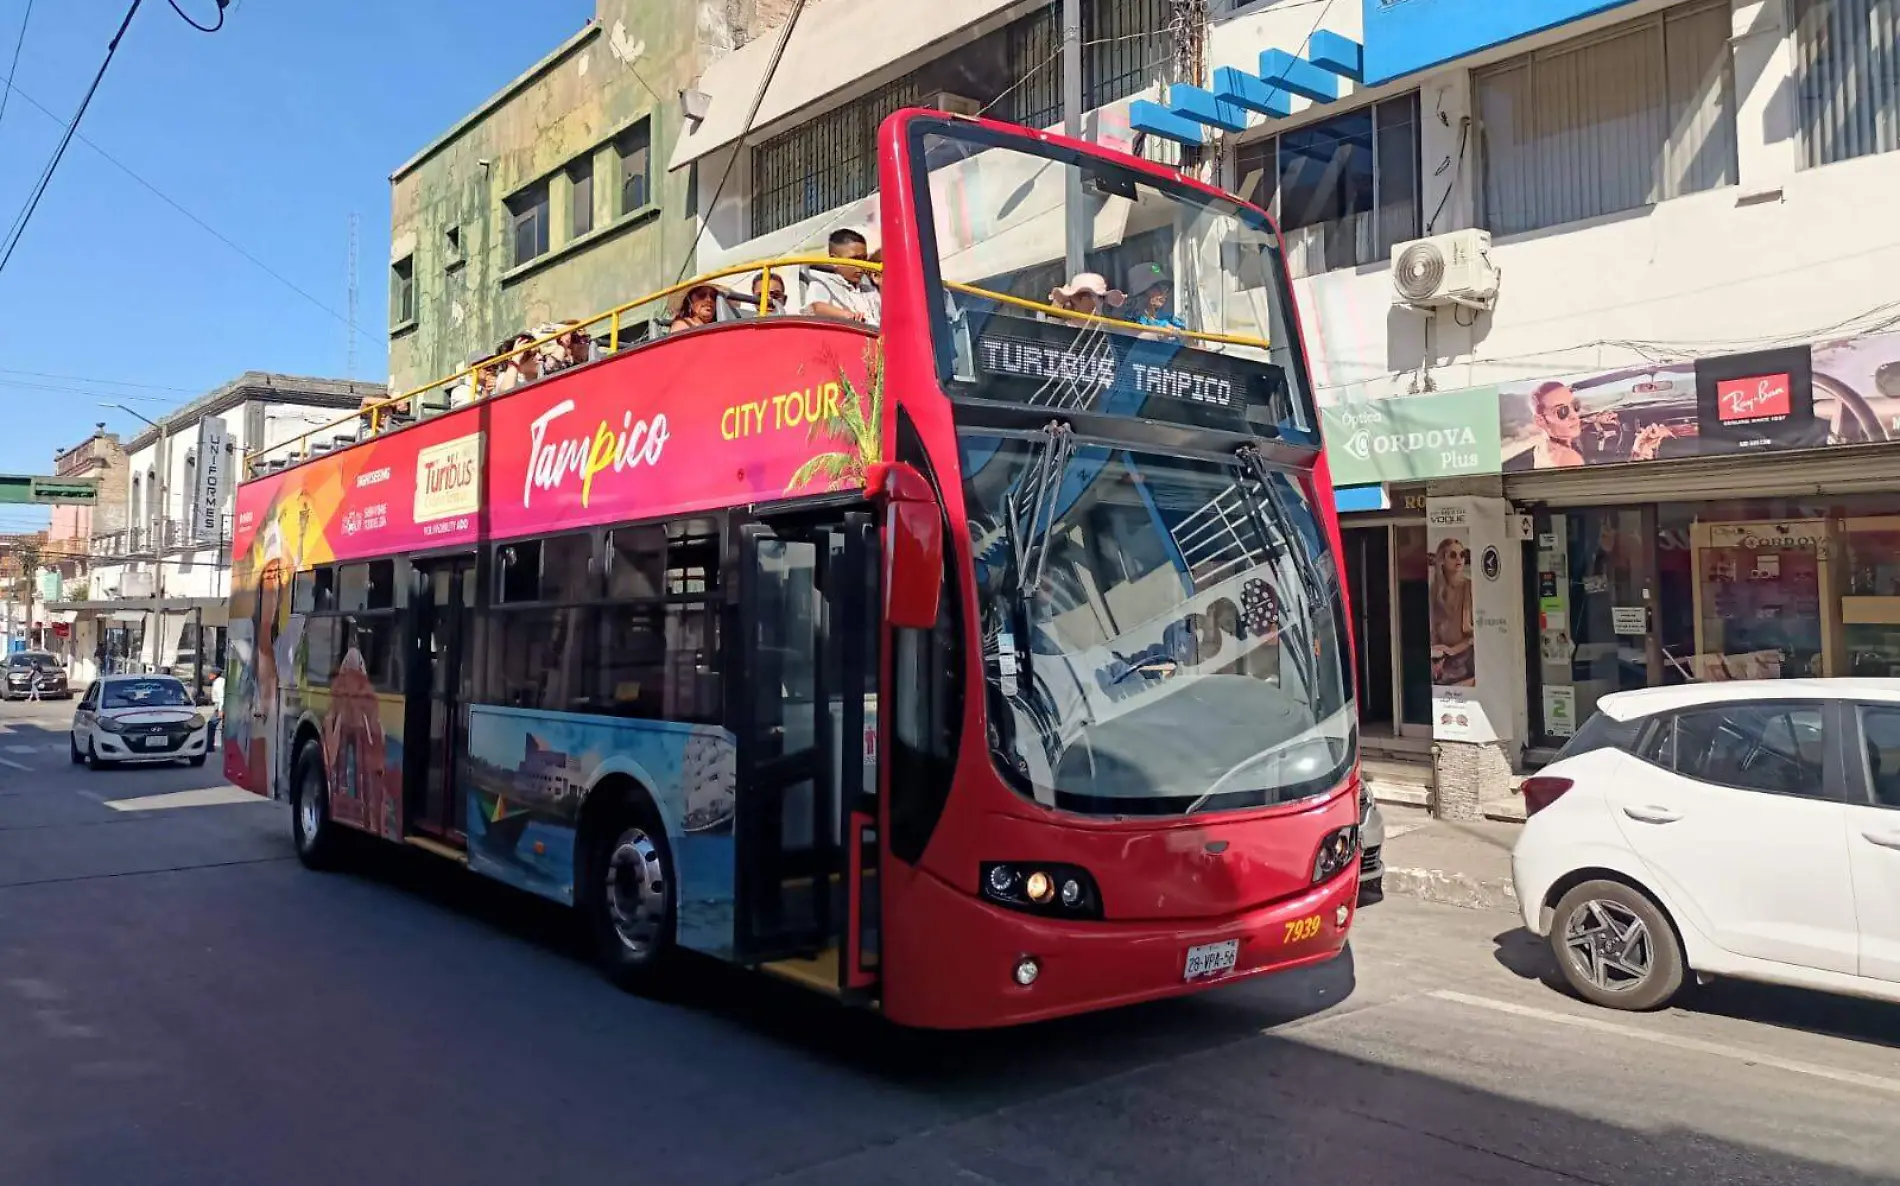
[1391, 229, 1499, 312]
[926, 91, 982, 117]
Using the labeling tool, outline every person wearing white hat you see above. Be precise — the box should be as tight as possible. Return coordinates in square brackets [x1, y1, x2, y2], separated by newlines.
[1048, 272, 1125, 318]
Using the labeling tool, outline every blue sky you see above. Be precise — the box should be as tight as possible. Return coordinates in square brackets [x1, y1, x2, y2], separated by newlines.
[0, 0, 593, 532]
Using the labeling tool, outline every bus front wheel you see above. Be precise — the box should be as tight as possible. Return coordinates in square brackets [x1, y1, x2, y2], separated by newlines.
[584, 796, 678, 994]
[291, 740, 339, 870]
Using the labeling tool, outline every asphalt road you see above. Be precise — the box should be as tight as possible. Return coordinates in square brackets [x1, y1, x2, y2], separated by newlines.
[2, 696, 1897, 1185]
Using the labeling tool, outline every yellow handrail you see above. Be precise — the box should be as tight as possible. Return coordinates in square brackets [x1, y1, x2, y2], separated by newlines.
[245, 253, 1273, 475]
[247, 254, 884, 473]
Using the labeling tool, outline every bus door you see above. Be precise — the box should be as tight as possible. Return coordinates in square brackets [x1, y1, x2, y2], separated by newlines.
[405, 554, 476, 841]
[734, 512, 879, 998]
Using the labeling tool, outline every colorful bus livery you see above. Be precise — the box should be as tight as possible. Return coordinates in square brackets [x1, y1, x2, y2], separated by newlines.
[228, 110, 1363, 1029]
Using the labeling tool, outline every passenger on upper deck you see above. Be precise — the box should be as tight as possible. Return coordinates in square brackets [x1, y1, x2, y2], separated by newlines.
[492, 333, 540, 394]
[1047, 272, 1124, 319]
[802, 229, 881, 325]
[668, 284, 722, 333]
[742, 272, 788, 316]
[535, 320, 591, 374]
[1126, 263, 1185, 332]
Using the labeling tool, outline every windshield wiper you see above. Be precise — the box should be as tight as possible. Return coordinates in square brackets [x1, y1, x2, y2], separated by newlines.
[1007, 420, 1078, 598]
[1232, 445, 1328, 700]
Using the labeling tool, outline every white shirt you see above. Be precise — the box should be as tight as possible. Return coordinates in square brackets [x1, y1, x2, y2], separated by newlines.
[801, 267, 881, 324]
[211, 675, 225, 712]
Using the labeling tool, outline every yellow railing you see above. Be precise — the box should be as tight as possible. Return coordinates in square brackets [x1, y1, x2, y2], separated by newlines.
[244, 254, 1273, 476]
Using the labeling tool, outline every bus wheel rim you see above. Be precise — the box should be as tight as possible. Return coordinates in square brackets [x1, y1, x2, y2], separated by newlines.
[298, 767, 321, 847]
[606, 829, 666, 958]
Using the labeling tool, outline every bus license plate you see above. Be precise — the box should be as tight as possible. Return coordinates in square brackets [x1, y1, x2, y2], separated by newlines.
[1183, 939, 1239, 981]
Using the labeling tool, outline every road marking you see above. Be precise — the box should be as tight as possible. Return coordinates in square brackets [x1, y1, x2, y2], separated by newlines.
[103, 788, 264, 813]
[1428, 989, 1900, 1096]
[4, 745, 36, 754]
[0, 758, 28, 771]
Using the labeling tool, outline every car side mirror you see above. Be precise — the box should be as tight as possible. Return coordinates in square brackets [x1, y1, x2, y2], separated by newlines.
[868, 461, 943, 631]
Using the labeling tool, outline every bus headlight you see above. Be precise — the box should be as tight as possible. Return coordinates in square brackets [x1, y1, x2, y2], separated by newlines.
[1311, 826, 1360, 884]
[980, 862, 1101, 919]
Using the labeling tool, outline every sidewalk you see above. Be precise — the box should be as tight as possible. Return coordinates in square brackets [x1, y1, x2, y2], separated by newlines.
[1375, 804, 1521, 912]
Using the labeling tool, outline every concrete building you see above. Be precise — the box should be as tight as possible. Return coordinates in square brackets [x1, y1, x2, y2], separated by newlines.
[385, 0, 799, 393]
[54, 372, 379, 686]
[39, 428, 129, 660]
[670, 0, 1900, 815]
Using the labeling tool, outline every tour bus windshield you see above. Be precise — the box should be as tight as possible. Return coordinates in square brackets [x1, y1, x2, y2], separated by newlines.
[911, 122, 1317, 442]
[963, 432, 1354, 815]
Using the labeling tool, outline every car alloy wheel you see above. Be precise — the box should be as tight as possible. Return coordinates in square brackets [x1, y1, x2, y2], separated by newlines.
[1563, 898, 1654, 994]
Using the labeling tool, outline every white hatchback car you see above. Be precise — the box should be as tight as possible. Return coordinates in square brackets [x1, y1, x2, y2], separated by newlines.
[71, 674, 213, 769]
[1513, 679, 1900, 1012]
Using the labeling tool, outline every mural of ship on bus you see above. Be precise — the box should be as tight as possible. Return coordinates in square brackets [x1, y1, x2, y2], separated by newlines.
[463, 706, 739, 956]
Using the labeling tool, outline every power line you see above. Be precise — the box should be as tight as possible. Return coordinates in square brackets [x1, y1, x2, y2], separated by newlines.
[0, 0, 145, 279]
[0, 368, 193, 392]
[165, 0, 226, 34]
[0, 77, 378, 347]
[0, 0, 33, 135]
[675, 0, 811, 284]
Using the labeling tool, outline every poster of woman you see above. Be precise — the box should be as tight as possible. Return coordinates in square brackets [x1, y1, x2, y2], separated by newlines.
[1430, 534, 1476, 687]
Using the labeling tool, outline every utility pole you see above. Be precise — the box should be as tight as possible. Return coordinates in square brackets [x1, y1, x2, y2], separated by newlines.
[346, 212, 360, 380]
[1061, 0, 1087, 278]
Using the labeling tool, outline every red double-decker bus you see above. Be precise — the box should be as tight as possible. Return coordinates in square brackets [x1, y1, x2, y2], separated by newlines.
[224, 110, 1361, 1028]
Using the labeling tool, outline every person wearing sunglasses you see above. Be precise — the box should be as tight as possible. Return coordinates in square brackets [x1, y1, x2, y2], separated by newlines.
[1429, 536, 1476, 686]
[1507, 380, 1674, 469]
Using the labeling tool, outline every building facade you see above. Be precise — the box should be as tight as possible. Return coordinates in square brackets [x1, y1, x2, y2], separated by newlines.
[1108, 0, 1900, 815]
[665, 0, 1899, 815]
[53, 372, 379, 685]
[385, 0, 797, 394]
[39, 428, 130, 653]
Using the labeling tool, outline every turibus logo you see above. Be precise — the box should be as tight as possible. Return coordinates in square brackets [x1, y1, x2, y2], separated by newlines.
[415, 433, 483, 523]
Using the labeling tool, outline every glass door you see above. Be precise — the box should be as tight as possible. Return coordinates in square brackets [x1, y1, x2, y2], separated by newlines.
[1341, 528, 1394, 734]
[404, 555, 475, 838]
[1690, 520, 1834, 679]
[1392, 523, 1433, 736]
[733, 513, 878, 995]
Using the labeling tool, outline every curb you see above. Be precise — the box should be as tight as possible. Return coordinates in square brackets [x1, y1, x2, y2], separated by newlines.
[1381, 866, 1519, 912]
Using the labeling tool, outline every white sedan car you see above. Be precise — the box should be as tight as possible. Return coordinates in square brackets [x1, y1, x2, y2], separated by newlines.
[1512, 679, 1900, 1011]
[71, 674, 213, 769]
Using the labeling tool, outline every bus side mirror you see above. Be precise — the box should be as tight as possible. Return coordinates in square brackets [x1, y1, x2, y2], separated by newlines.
[869, 462, 942, 630]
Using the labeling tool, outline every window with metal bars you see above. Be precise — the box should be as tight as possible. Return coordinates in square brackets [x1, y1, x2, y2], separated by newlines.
[1004, 0, 1176, 130]
[749, 0, 1175, 236]
[750, 76, 921, 236]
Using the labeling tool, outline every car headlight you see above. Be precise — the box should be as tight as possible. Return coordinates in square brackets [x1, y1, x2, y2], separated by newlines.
[1312, 826, 1360, 884]
[97, 717, 127, 733]
[189, 714, 208, 729]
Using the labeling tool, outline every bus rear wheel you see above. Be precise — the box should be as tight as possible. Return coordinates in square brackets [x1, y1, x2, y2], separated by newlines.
[291, 740, 339, 870]
[585, 801, 677, 994]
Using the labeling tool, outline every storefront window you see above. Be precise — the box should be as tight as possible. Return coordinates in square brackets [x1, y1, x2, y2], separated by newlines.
[1531, 509, 1653, 742]
[1842, 517, 1900, 677]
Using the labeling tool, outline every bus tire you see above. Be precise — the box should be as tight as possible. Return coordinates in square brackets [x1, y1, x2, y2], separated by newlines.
[290, 739, 339, 870]
[584, 794, 678, 994]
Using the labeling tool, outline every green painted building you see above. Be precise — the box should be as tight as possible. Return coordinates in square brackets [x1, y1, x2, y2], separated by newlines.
[387, 0, 795, 393]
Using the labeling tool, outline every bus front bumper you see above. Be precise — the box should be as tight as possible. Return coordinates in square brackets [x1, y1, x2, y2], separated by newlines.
[883, 859, 1359, 1029]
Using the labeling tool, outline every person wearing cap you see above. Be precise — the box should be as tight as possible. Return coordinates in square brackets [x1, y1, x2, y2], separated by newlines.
[1048, 272, 1125, 319]
[1126, 262, 1185, 331]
